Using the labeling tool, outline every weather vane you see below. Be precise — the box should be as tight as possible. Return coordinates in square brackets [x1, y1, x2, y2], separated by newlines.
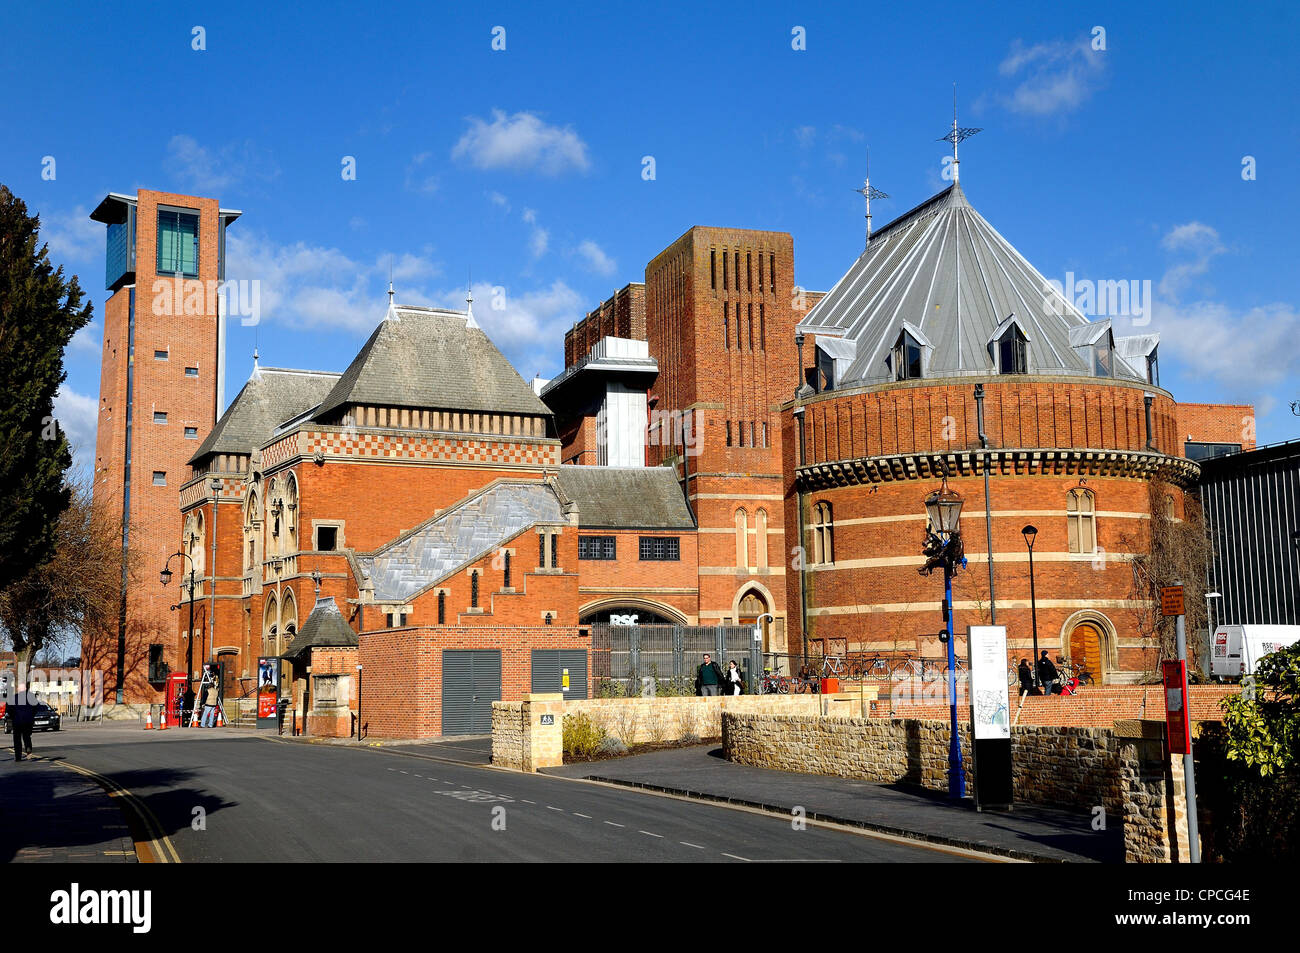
[852, 148, 889, 247]
[938, 84, 981, 182]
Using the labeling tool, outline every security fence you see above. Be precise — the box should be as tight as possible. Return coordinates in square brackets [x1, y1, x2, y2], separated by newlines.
[590, 624, 759, 696]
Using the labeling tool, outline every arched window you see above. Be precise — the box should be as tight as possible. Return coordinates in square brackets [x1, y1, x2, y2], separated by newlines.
[1067, 489, 1096, 553]
[812, 502, 834, 565]
[283, 472, 299, 554]
[262, 592, 279, 655]
[755, 509, 769, 568]
[184, 510, 205, 595]
[243, 491, 260, 573]
[281, 588, 297, 647]
[735, 509, 749, 568]
[437, 591, 446, 625]
[1164, 495, 1175, 520]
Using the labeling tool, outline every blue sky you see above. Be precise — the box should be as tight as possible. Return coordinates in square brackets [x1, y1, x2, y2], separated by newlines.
[3, 0, 1297, 474]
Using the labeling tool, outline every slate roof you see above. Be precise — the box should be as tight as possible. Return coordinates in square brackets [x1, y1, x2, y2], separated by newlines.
[313, 304, 551, 422]
[189, 367, 341, 466]
[797, 182, 1144, 385]
[282, 595, 357, 661]
[357, 481, 563, 602]
[557, 465, 695, 529]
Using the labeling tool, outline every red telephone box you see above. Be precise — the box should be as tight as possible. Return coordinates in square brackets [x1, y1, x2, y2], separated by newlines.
[166, 672, 187, 727]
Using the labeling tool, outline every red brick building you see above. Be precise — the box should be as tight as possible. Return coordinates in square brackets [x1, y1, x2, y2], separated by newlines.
[84, 176, 1252, 729]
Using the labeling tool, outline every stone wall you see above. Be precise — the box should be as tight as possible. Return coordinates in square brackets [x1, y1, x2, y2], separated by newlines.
[722, 712, 1195, 862]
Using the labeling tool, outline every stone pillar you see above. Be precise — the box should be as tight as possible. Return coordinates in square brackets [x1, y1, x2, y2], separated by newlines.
[521, 693, 565, 772]
[1115, 718, 1195, 863]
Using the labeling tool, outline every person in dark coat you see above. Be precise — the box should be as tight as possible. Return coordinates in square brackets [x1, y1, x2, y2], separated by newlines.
[10, 687, 36, 761]
[182, 687, 196, 726]
[1037, 651, 1059, 696]
[725, 660, 744, 696]
[695, 654, 725, 696]
[1017, 658, 1035, 695]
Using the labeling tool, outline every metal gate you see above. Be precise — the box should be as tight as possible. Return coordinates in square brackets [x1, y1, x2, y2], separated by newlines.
[441, 650, 501, 735]
[531, 649, 589, 699]
[589, 624, 759, 694]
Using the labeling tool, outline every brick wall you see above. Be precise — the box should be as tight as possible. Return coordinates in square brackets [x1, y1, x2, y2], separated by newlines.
[1175, 402, 1255, 452]
[563, 283, 646, 367]
[359, 625, 592, 738]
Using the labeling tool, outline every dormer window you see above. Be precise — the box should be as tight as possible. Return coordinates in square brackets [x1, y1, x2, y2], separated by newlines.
[997, 325, 1028, 374]
[892, 330, 924, 381]
[1146, 346, 1159, 387]
[1093, 330, 1114, 378]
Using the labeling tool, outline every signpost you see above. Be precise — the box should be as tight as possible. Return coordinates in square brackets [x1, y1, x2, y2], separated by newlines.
[967, 625, 1013, 810]
[1162, 582, 1200, 862]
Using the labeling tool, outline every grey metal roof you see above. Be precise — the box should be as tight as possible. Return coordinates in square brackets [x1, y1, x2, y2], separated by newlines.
[557, 465, 695, 529]
[282, 595, 357, 661]
[797, 182, 1143, 385]
[189, 367, 341, 465]
[357, 481, 563, 602]
[313, 304, 551, 422]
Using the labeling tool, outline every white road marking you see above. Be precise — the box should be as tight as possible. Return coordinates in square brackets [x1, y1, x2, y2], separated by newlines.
[573, 813, 592, 819]
[679, 841, 704, 849]
[639, 831, 663, 838]
[521, 799, 536, 805]
[546, 806, 564, 812]
[603, 821, 624, 828]
[721, 852, 751, 862]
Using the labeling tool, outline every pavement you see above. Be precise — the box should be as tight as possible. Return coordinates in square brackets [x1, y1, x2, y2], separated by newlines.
[0, 741, 137, 863]
[546, 744, 1122, 863]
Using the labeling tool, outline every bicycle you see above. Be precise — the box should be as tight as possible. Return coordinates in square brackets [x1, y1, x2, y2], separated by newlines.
[820, 656, 848, 679]
[851, 655, 895, 680]
[758, 670, 789, 695]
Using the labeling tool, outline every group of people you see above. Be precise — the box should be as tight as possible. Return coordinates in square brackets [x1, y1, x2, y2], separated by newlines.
[694, 654, 745, 696]
[173, 681, 223, 727]
[1017, 651, 1061, 696]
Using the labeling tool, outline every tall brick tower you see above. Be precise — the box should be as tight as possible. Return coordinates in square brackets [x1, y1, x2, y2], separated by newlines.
[86, 190, 240, 709]
[644, 228, 800, 653]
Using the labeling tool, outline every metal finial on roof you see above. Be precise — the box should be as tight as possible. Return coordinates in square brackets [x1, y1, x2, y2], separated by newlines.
[938, 84, 981, 183]
[852, 148, 889, 248]
[465, 284, 479, 329]
[250, 347, 262, 381]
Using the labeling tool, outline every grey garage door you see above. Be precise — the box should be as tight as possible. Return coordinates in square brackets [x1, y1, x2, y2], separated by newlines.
[441, 650, 502, 735]
[531, 649, 589, 699]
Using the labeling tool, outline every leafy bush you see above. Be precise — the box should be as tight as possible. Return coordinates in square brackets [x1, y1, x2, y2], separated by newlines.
[598, 735, 627, 756]
[1220, 642, 1300, 777]
[562, 712, 606, 759]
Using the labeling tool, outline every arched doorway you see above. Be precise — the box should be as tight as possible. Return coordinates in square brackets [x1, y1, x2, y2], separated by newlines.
[737, 590, 770, 651]
[1067, 622, 1105, 683]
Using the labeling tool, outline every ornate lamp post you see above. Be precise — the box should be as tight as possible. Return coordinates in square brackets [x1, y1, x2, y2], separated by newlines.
[160, 550, 198, 700]
[1021, 525, 1040, 689]
[919, 474, 965, 798]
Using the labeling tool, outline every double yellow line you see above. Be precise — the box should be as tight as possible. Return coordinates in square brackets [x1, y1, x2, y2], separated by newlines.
[53, 758, 182, 864]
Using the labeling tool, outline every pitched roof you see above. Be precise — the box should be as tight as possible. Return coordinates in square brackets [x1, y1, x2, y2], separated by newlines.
[797, 182, 1144, 385]
[557, 465, 695, 529]
[189, 367, 341, 465]
[313, 304, 551, 421]
[282, 595, 357, 661]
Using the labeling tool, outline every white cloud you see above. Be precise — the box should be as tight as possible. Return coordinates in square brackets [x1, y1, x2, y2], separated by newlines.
[996, 38, 1106, 116]
[487, 191, 511, 212]
[575, 240, 616, 277]
[1158, 221, 1227, 298]
[521, 208, 548, 258]
[164, 135, 279, 192]
[405, 152, 439, 195]
[451, 110, 590, 175]
[794, 126, 817, 149]
[69, 320, 102, 355]
[435, 280, 581, 375]
[54, 386, 98, 476]
[39, 205, 101, 269]
[225, 231, 443, 331]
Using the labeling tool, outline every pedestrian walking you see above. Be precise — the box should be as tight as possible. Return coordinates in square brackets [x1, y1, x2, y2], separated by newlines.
[725, 660, 744, 696]
[695, 653, 724, 696]
[200, 681, 220, 727]
[1017, 658, 1035, 695]
[1037, 650, 1059, 696]
[10, 686, 35, 761]
[182, 687, 196, 726]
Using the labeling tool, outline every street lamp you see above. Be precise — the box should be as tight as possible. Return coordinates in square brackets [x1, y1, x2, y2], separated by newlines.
[1205, 591, 1222, 633]
[356, 663, 363, 740]
[161, 549, 199, 718]
[1022, 525, 1041, 690]
[919, 473, 965, 798]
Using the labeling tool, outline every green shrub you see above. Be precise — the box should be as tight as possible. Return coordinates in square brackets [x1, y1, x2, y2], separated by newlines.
[562, 712, 606, 759]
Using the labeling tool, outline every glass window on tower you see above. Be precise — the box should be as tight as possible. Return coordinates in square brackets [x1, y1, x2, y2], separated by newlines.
[157, 208, 199, 277]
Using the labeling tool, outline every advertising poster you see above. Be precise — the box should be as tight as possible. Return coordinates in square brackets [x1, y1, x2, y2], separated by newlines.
[256, 656, 280, 728]
[968, 625, 1010, 740]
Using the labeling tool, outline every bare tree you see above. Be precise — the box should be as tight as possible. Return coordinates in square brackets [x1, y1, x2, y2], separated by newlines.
[0, 479, 126, 674]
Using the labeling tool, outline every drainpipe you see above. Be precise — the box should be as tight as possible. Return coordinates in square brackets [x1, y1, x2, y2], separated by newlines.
[974, 383, 996, 624]
[792, 403, 809, 665]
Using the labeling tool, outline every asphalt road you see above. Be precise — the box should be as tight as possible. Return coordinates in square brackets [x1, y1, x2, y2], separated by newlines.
[34, 727, 991, 863]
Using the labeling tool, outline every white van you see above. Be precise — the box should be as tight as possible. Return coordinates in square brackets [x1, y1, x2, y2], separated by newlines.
[1210, 625, 1300, 678]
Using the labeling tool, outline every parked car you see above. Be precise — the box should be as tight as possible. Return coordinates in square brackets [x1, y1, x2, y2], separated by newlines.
[3, 702, 62, 733]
